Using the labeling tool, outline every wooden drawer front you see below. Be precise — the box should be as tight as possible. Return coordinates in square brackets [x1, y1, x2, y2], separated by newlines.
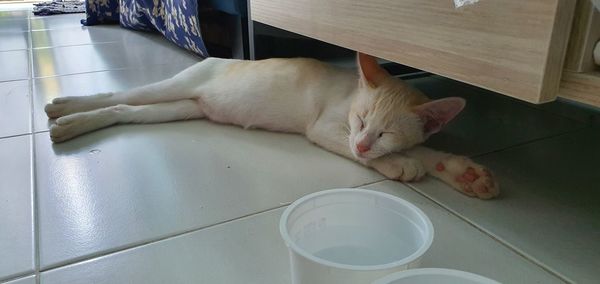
[251, 0, 575, 103]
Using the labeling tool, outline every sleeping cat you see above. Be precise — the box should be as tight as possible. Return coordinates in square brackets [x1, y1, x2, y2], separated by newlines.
[45, 53, 499, 199]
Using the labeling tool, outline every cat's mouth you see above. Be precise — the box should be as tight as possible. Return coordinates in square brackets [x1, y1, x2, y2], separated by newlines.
[352, 148, 377, 161]
[353, 147, 391, 161]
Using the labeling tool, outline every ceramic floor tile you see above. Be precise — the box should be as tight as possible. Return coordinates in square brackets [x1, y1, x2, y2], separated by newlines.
[35, 120, 384, 268]
[30, 13, 85, 31]
[0, 31, 29, 51]
[0, 50, 29, 83]
[535, 98, 600, 127]
[40, 182, 562, 284]
[32, 63, 197, 131]
[32, 41, 200, 77]
[365, 181, 564, 284]
[0, 4, 33, 13]
[0, 18, 28, 33]
[0, 80, 31, 138]
[0, 10, 31, 20]
[408, 76, 585, 157]
[0, 135, 34, 281]
[1, 276, 35, 284]
[406, 128, 600, 283]
[31, 26, 161, 49]
[41, 209, 290, 284]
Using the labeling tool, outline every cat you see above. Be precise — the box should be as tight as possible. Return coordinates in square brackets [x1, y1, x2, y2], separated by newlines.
[45, 53, 499, 199]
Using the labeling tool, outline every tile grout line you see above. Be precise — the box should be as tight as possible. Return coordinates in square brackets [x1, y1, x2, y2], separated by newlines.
[470, 127, 587, 159]
[0, 131, 50, 142]
[28, 60, 198, 80]
[31, 40, 123, 51]
[511, 96, 599, 125]
[0, 77, 30, 84]
[0, 57, 191, 83]
[37, 179, 386, 274]
[0, 47, 29, 53]
[26, 14, 41, 284]
[39, 204, 290, 273]
[402, 181, 573, 284]
[353, 178, 388, 188]
[0, 273, 36, 284]
[0, 132, 34, 140]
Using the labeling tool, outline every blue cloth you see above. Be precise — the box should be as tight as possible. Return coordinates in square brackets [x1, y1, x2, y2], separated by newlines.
[83, 0, 208, 57]
[81, 0, 119, 25]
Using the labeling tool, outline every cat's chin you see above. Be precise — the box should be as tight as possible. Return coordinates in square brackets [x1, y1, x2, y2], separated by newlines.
[352, 152, 385, 164]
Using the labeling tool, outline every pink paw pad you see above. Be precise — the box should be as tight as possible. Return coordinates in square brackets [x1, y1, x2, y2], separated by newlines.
[464, 167, 480, 182]
[435, 162, 445, 172]
[440, 157, 499, 199]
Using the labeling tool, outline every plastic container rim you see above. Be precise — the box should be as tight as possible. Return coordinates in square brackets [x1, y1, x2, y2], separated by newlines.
[372, 268, 502, 284]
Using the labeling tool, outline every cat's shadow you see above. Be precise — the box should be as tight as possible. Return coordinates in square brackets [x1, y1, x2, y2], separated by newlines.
[49, 124, 158, 155]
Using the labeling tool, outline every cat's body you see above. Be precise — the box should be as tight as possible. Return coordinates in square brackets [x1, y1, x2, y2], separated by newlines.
[45, 54, 499, 199]
[188, 57, 357, 133]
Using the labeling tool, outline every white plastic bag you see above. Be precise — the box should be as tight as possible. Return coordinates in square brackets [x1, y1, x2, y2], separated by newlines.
[454, 0, 481, 8]
[592, 0, 600, 12]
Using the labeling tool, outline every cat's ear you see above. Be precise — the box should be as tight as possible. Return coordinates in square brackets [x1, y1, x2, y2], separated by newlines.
[413, 97, 466, 136]
[357, 52, 389, 88]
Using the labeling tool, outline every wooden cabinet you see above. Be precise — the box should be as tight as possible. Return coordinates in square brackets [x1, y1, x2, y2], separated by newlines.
[560, 0, 600, 107]
[250, 0, 576, 104]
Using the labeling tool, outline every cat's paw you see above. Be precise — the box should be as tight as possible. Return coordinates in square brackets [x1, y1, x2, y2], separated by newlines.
[50, 112, 107, 143]
[45, 97, 81, 119]
[49, 114, 83, 142]
[434, 156, 499, 199]
[372, 156, 426, 182]
[45, 93, 112, 119]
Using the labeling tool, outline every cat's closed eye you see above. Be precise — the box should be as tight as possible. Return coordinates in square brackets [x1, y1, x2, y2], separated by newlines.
[378, 131, 394, 138]
[357, 115, 365, 130]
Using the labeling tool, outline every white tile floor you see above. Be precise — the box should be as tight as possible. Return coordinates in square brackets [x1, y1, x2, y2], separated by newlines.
[1, 4, 599, 284]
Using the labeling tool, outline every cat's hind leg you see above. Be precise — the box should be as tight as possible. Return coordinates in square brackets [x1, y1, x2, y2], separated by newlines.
[45, 77, 197, 119]
[50, 99, 204, 143]
[45, 92, 117, 119]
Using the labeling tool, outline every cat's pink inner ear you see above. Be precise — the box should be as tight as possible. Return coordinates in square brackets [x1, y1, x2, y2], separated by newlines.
[414, 97, 466, 136]
[357, 52, 389, 88]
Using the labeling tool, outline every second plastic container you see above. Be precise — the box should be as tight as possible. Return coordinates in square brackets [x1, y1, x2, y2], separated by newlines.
[372, 268, 502, 284]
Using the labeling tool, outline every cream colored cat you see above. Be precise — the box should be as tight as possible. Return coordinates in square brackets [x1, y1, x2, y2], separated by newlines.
[45, 53, 499, 199]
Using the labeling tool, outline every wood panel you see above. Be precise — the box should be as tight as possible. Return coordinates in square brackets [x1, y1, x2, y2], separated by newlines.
[560, 71, 600, 107]
[251, 0, 575, 103]
[564, 0, 600, 73]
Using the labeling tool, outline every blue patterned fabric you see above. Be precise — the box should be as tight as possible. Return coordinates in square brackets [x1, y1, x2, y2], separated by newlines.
[120, 0, 208, 56]
[81, 0, 119, 25]
[83, 0, 208, 57]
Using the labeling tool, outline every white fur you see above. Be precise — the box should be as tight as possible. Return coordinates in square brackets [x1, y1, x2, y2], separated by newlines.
[45, 56, 499, 199]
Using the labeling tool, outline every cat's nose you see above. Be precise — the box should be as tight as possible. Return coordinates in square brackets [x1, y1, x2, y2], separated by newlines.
[357, 143, 370, 153]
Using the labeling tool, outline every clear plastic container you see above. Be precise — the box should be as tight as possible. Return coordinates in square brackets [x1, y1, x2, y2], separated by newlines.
[372, 268, 501, 284]
[280, 188, 434, 284]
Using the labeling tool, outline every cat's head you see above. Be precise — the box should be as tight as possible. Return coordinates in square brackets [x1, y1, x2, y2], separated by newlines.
[348, 53, 465, 160]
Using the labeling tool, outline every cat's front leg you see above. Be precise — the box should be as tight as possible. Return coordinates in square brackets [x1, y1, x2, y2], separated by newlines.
[306, 117, 426, 182]
[405, 146, 499, 199]
[367, 154, 426, 182]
